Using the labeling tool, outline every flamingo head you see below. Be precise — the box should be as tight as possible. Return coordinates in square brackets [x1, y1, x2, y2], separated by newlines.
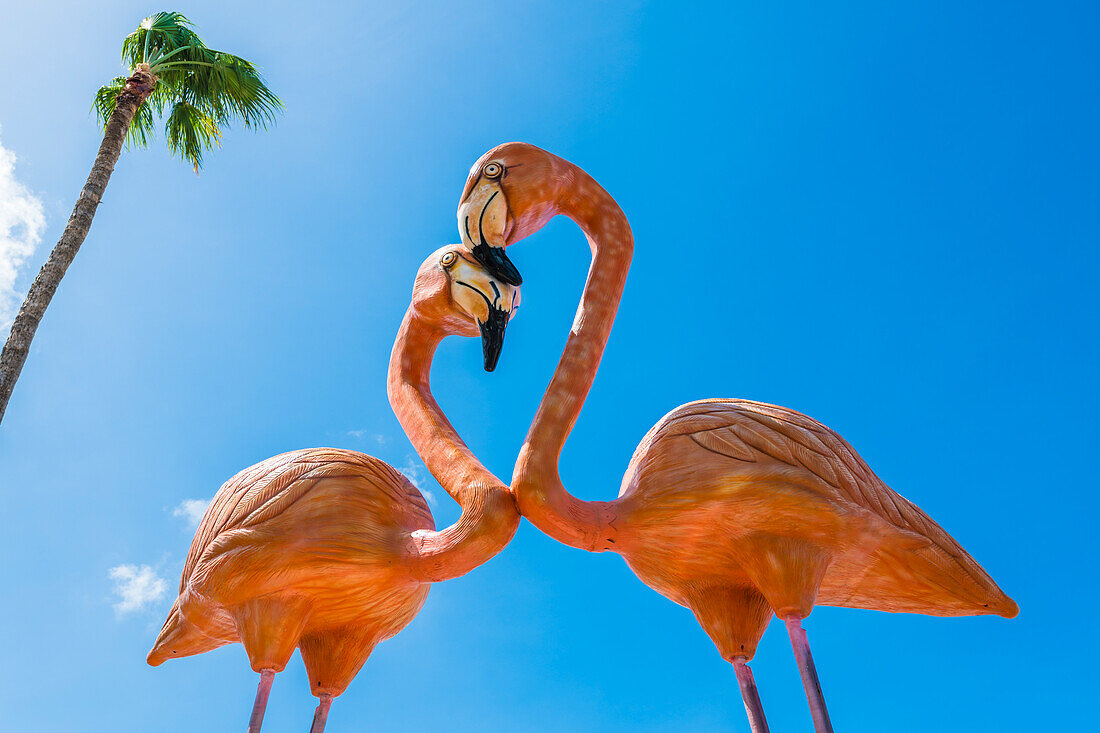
[457, 142, 572, 287]
[411, 244, 521, 372]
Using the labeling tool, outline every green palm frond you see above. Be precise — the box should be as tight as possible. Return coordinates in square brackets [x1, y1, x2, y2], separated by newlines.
[92, 77, 155, 148]
[121, 12, 202, 68]
[145, 76, 171, 119]
[178, 52, 282, 129]
[165, 101, 222, 172]
[96, 11, 281, 171]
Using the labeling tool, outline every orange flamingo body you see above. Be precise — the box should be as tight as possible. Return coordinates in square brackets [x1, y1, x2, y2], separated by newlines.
[459, 142, 1016, 732]
[617, 399, 1017, 654]
[148, 449, 433, 690]
[148, 245, 521, 732]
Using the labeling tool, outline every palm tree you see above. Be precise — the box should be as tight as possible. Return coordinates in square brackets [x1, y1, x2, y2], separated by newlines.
[0, 12, 281, 425]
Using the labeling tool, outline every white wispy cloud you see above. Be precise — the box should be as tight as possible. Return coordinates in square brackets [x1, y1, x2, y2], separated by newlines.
[109, 564, 168, 616]
[172, 498, 211, 529]
[345, 431, 436, 506]
[347, 429, 388, 445]
[401, 455, 437, 507]
[0, 127, 45, 328]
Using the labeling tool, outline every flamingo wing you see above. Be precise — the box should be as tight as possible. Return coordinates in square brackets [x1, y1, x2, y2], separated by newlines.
[658, 399, 1016, 615]
[179, 448, 429, 591]
[664, 400, 944, 538]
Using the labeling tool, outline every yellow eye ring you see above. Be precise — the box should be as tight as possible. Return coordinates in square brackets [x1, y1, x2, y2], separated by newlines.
[440, 251, 457, 267]
[483, 162, 503, 179]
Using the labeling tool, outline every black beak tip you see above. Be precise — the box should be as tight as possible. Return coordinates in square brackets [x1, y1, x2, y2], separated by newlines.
[479, 307, 509, 373]
[472, 243, 523, 286]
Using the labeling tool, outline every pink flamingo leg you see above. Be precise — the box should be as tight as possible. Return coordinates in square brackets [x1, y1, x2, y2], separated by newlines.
[785, 618, 834, 733]
[733, 657, 771, 733]
[309, 694, 333, 733]
[247, 669, 276, 733]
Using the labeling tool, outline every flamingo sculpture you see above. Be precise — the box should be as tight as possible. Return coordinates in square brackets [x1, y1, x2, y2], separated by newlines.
[147, 245, 521, 732]
[458, 142, 1018, 733]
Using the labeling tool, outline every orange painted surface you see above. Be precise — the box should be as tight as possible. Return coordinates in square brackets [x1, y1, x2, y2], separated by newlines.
[148, 245, 520, 698]
[460, 143, 1017, 667]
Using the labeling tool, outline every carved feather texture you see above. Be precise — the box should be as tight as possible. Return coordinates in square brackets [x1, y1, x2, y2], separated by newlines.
[180, 449, 429, 592]
[659, 399, 1003, 601]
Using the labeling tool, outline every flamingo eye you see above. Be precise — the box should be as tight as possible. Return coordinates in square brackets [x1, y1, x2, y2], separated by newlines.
[440, 251, 457, 267]
[483, 162, 503, 179]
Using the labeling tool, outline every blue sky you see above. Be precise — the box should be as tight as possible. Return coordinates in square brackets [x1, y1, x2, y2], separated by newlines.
[0, 1, 1096, 730]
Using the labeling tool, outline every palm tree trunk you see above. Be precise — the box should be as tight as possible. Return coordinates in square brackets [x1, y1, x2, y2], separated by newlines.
[0, 66, 155, 426]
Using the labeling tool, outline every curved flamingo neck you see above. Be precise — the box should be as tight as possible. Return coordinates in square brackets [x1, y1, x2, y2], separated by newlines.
[387, 310, 518, 582]
[513, 165, 633, 551]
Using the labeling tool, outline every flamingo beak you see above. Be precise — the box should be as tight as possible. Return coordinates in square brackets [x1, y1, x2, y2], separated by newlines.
[479, 305, 509, 372]
[450, 252, 520, 371]
[472, 245, 522, 289]
[458, 179, 523, 286]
